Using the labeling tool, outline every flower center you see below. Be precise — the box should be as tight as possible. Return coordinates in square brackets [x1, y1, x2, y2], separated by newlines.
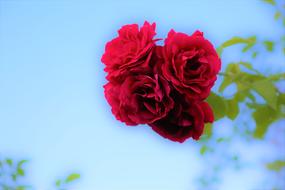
[186, 58, 200, 71]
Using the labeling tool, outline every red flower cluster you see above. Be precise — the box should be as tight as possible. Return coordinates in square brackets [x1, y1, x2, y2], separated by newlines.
[102, 21, 221, 143]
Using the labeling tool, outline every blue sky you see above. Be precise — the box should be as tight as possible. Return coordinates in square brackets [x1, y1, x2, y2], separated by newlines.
[0, 0, 284, 189]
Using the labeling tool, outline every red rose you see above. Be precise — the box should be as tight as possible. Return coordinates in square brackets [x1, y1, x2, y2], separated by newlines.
[102, 22, 221, 143]
[101, 21, 157, 82]
[160, 30, 221, 100]
[104, 74, 174, 125]
[150, 98, 214, 143]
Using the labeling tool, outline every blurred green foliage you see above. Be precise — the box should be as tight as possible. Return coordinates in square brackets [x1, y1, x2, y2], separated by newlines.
[0, 157, 80, 190]
[207, 0, 285, 139]
[0, 158, 29, 190]
[200, 0, 285, 189]
[267, 160, 285, 172]
[55, 173, 81, 190]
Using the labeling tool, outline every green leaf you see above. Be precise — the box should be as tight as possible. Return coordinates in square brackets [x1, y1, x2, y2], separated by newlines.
[219, 76, 233, 93]
[6, 159, 13, 166]
[262, 0, 275, 5]
[251, 79, 277, 109]
[200, 145, 209, 155]
[242, 40, 256, 52]
[250, 104, 278, 138]
[227, 63, 241, 74]
[236, 81, 249, 92]
[247, 92, 256, 102]
[238, 61, 255, 71]
[18, 160, 28, 167]
[12, 173, 17, 181]
[232, 155, 239, 162]
[216, 137, 229, 143]
[17, 160, 28, 172]
[267, 160, 285, 172]
[252, 51, 258, 58]
[278, 93, 285, 116]
[2, 185, 11, 190]
[206, 93, 227, 120]
[263, 40, 274, 52]
[218, 36, 256, 55]
[268, 73, 285, 81]
[226, 98, 239, 120]
[233, 87, 254, 102]
[203, 123, 212, 138]
[242, 43, 254, 52]
[238, 62, 251, 69]
[240, 72, 265, 84]
[217, 47, 223, 56]
[219, 63, 240, 92]
[274, 11, 281, 20]
[16, 186, 27, 190]
[17, 168, 25, 176]
[278, 93, 285, 105]
[0, 184, 12, 190]
[224, 36, 256, 47]
[55, 179, 62, 187]
[65, 173, 80, 183]
[222, 37, 248, 47]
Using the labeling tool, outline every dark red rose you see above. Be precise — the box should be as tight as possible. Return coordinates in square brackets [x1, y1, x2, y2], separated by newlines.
[104, 74, 174, 125]
[101, 22, 157, 82]
[160, 30, 221, 100]
[101, 22, 220, 143]
[150, 97, 214, 143]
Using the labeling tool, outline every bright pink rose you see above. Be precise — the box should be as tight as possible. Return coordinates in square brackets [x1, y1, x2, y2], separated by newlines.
[161, 30, 221, 100]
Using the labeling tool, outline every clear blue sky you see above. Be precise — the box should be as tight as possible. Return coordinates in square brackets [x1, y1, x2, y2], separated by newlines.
[0, 0, 284, 190]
